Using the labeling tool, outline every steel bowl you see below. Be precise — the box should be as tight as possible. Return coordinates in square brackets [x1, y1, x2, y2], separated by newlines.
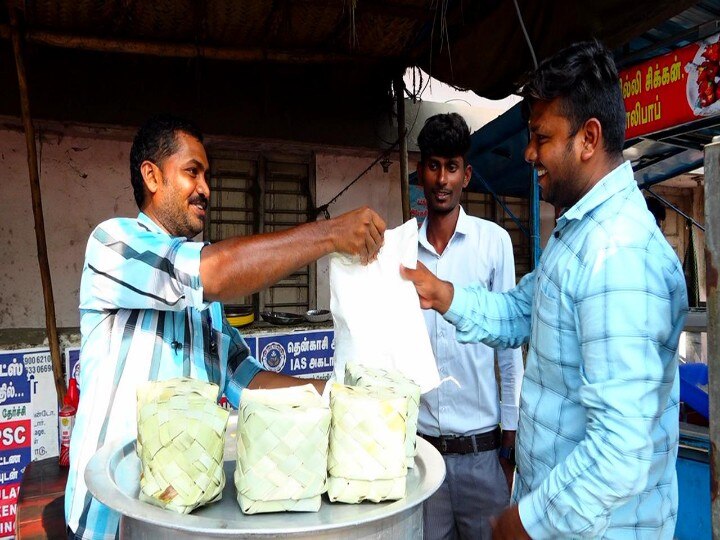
[260, 311, 305, 325]
[305, 309, 331, 323]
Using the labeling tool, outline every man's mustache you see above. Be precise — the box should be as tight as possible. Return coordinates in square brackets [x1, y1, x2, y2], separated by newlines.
[189, 195, 208, 209]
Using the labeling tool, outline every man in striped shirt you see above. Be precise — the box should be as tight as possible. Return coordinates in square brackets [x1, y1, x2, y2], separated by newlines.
[402, 41, 688, 539]
[65, 115, 386, 539]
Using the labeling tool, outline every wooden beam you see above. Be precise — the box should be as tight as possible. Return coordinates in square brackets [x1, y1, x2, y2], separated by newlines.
[394, 75, 410, 222]
[0, 24, 392, 63]
[358, 0, 432, 21]
[296, 0, 431, 20]
[8, 9, 66, 405]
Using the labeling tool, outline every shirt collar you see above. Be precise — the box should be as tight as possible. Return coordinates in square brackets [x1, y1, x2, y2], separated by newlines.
[137, 212, 170, 236]
[559, 161, 634, 225]
[418, 206, 469, 254]
[455, 206, 471, 235]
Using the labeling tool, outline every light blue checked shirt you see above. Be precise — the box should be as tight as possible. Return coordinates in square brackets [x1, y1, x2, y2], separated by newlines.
[65, 212, 263, 539]
[444, 162, 688, 539]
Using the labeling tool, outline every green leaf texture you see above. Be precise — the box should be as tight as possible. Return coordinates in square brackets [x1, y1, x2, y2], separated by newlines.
[235, 385, 331, 514]
[136, 377, 229, 514]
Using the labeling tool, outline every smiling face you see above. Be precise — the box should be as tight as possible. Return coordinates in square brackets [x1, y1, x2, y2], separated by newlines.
[142, 131, 210, 239]
[417, 155, 471, 217]
[524, 98, 587, 209]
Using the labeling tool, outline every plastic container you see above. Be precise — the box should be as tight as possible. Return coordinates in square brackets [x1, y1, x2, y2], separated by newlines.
[58, 400, 76, 466]
[226, 309, 255, 327]
[59, 378, 80, 466]
[679, 363, 709, 419]
[67, 377, 80, 409]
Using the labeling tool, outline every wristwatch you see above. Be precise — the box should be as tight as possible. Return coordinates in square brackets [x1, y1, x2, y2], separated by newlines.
[499, 446, 516, 466]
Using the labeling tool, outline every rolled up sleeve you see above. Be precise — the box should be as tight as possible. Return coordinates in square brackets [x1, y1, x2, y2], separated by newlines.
[222, 321, 263, 407]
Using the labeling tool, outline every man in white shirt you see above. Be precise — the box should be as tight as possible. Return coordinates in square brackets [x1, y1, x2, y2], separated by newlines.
[415, 113, 524, 539]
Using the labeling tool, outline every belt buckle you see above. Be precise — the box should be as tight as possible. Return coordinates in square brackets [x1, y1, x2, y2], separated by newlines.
[439, 438, 449, 453]
[440, 434, 459, 454]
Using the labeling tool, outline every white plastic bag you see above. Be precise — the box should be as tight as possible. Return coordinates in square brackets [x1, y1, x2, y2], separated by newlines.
[330, 218, 440, 394]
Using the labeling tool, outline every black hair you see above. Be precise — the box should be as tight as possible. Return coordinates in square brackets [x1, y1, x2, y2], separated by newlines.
[417, 113, 471, 163]
[520, 40, 625, 155]
[645, 197, 666, 223]
[129, 115, 204, 209]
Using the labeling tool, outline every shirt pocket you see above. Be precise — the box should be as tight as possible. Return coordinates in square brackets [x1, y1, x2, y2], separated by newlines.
[532, 274, 565, 363]
[534, 274, 561, 325]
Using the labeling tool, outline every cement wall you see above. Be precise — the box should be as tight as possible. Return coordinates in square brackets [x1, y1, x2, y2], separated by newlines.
[1, 128, 135, 339]
[314, 152, 406, 311]
[0, 126, 410, 347]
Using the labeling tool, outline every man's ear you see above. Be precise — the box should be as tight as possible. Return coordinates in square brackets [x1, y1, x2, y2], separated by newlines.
[580, 118, 602, 161]
[463, 164, 472, 189]
[140, 161, 161, 194]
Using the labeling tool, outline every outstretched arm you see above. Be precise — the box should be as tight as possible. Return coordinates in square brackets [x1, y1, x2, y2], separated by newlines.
[201, 207, 385, 302]
[401, 261, 534, 349]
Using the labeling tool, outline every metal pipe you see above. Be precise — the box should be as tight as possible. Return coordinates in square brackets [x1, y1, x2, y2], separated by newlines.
[644, 187, 705, 232]
[8, 9, 66, 404]
[256, 156, 266, 316]
[395, 76, 410, 222]
[704, 141, 720, 536]
[473, 172, 531, 238]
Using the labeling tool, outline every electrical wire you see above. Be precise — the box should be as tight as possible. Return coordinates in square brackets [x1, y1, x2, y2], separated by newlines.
[328, 66, 433, 217]
[313, 138, 400, 219]
[512, 0, 538, 69]
[373, 66, 429, 147]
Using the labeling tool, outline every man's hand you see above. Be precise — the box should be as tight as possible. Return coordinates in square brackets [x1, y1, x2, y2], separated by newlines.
[499, 430, 516, 494]
[329, 207, 386, 265]
[499, 458, 515, 494]
[491, 505, 531, 540]
[248, 371, 324, 395]
[399, 261, 454, 313]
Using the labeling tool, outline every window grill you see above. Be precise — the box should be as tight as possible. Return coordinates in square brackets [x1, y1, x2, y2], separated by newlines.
[205, 150, 315, 317]
[461, 191, 531, 281]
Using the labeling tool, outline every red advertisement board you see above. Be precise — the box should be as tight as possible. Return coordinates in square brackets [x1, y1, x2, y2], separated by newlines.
[620, 33, 720, 139]
[0, 487, 18, 537]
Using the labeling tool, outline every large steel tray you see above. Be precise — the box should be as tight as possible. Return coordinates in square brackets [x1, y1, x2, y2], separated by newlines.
[85, 417, 445, 536]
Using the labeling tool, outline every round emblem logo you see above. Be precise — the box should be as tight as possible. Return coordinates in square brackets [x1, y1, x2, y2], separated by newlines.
[260, 342, 287, 373]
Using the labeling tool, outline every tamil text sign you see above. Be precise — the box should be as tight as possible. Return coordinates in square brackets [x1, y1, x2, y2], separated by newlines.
[621, 33, 720, 139]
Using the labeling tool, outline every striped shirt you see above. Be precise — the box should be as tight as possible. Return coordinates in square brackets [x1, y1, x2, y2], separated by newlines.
[444, 162, 688, 539]
[65, 212, 262, 539]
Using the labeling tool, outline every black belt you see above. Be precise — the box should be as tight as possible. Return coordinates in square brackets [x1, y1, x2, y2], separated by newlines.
[420, 427, 501, 455]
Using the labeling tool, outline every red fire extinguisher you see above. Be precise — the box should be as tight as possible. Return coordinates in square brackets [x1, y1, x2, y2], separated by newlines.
[59, 378, 79, 467]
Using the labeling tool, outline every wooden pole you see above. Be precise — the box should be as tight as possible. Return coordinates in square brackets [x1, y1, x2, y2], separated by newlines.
[0, 24, 383, 64]
[394, 76, 410, 222]
[8, 9, 66, 405]
[706, 141, 720, 537]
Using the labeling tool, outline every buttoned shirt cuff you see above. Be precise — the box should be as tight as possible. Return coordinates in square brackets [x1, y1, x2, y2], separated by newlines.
[224, 355, 263, 408]
[500, 404, 519, 431]
[175, 241, 211, 310]
[443, 285, 470, 326]
[518, 492, 555, 540]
